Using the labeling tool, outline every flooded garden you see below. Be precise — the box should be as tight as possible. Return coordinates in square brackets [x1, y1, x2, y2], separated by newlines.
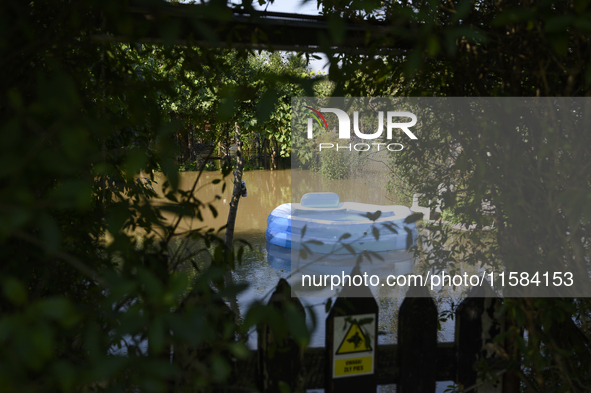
[148, 168, 463, 392]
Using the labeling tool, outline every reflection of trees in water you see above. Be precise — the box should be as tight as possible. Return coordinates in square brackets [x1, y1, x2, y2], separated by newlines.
[292, 170, 401, 206]
[254, 169, 291, 212]
[377, 276, 454, 347]
[176, 234, 268, 275]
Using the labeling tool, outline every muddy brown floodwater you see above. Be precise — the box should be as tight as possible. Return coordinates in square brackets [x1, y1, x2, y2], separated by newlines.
[148, 169, 291, 238]
[151, 169, 399, 238]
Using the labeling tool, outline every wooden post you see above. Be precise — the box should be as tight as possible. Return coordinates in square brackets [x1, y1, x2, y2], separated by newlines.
[397, 285, 438, 392]
[326, 266, 378, 393]
[455, 282, 504, 392]
[258, 279, 306, 393]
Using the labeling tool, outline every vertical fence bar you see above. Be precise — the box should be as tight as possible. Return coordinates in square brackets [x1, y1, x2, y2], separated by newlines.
[257, 279, 306, 393]
[455, 283, 503, 392]
[172, 288, 235, 392]
[397, 285, 438, 392]
[326, 266, 378, 393]
[502, 311, 522, 393]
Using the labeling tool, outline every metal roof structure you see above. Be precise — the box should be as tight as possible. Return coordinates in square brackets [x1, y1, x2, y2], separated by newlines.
[92, 2, 416, 55]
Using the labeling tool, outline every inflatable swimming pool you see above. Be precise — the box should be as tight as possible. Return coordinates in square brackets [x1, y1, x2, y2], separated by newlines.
[265, 192, 418, 254]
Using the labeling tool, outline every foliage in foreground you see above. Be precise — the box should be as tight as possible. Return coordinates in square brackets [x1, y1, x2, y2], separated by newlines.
[0, 1, 313, 392]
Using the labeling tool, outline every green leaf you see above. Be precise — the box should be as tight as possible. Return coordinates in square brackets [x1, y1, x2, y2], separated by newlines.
[278, 381, 292, 393]
[363, 210, 382, 221]
[226, 342, 250, 359]
[372, 226, 379, 241]
[211, 354, 231, 382]
[404, 213, 423, 224]
[299, 249, 307, 259]
[160, 158, 179, 191]
[285, 304, 309, 347]
[405, 228, 414, 249]
[342, 243, 356, 255]
[2, 276, 27, 305]
[165, 192, 178, 202]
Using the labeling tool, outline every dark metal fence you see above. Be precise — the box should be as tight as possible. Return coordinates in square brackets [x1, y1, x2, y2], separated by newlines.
[229, 267, 513, 393]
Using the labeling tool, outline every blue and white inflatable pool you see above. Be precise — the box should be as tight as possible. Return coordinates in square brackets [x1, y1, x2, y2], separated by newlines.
[265, 192, 419, 254]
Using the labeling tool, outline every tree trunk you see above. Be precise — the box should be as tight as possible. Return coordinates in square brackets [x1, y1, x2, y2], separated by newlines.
[224, 122, 244, 321]
[271, 137, 276, 170]
[256, 132, 261, 169]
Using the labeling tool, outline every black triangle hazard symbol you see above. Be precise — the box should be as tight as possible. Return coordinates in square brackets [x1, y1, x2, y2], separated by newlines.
[336, 322, 372, 355]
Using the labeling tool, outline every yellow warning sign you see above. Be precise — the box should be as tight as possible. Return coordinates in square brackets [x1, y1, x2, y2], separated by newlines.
[336, 323, 372, 354]
[333, 313, 376, 379]
[334, 356, 373, 377]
